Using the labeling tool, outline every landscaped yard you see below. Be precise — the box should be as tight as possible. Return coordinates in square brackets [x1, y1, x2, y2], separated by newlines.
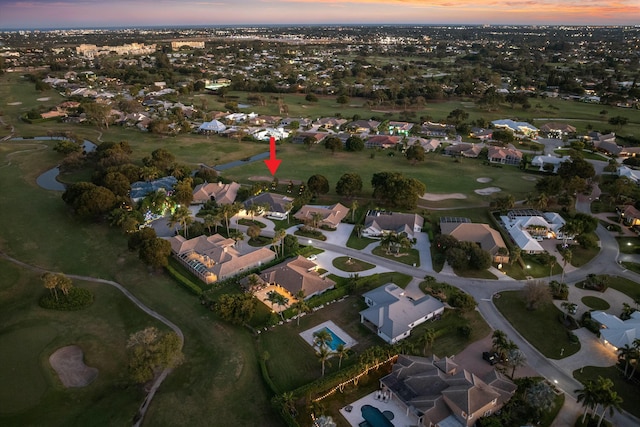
[581, 296, 611, 310]
[372, 246, 420, 267]
[332, 256, 375, 272]
[346, 230, 377, 250]
[573, 366, 640, 419]
[494, 291, 580, 359]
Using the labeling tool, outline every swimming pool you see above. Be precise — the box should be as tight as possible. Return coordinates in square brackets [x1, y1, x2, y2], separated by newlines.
[317, 327, 346, 351]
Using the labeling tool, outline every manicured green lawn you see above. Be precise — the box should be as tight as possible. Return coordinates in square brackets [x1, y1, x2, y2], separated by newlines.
[372, 246, 420, 267]
[237, 218, 266, 228]
[617, 237, 640, 254]
[346, 230, 377, 250]
[554, 149, 610, 161]
[494, 291, 580, 359]
[607, 276, 640, 300]
[568, 238, 601, 267]
[621, 262, 640, 275]
[573, 366, 640, 419]
[0, 143, 281, 426]
[332, 256, 375, 272]
[454, 268, 498, 280]
[581, 296, 611, 310]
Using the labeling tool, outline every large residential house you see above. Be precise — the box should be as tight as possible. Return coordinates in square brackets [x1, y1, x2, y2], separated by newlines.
[387, 121, 414, 135]
[500, 209, 567, 254]
[421, 121, 455, 137]
[617, 165, 640, 184]
[590, 132, 621, 156]
[244, 193, 294, 220]
[591, 311, 640, 351]
[363, 212, 424, 239]
[365, 135, 400, 149]
[440, 221, 509, 264]
[192, 181, 240, 205]
[492, 119, 538, 138]
[487, 145, 523, 166]
[314, 117, 347, 129]
[259, 256, 336, 299]
[197, 120, 226, 134]
[252, 127, 289, 142]
[470, 128, 493, 140]
[360, 284, 445, 344]
[167, 234, 276, 284]
[380, 354, 516, 427]
[619, 204, 640, 226]
[293, 203, 349, 229]
[346, 119, 380, 134]
[291, 132, 326, 145]
[443, 143, 482, 158]
[531, 154, 571, 173]
[539, 122, 576, 139]
[130, 176, 177, 203]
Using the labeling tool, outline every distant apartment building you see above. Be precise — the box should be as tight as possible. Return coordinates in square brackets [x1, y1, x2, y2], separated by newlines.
[171, 41, 206, 50]
[75, 43, 157, 58]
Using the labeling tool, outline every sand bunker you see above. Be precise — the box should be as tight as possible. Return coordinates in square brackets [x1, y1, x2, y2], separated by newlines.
[7, 102, 22, 106]
[522, 175, 538, 181]
[49, 345, 98, 388]
[36, 97, 50, 101]
[476, 177, 492, 183]
[474, 187, 501, 195]
[421, 192, 467, 201]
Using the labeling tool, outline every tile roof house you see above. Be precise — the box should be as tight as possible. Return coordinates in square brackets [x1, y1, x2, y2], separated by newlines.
[591, 132, 621, 156]
[259, 255, 336, 298]
[491, 119, 538, 138]
[167, 234, 276, 284]
[470, 128, 493, 140]
[591, 311, 640, 351]
[539, 122, 576, 138]
[192, 181, 240, 205]
[365, 135, 400, 149]
[380, 354, 516, 427]
[346, 119, 380, 134]
[363, 212, 424, 239]
[440, 222, 509, 264]
[293, 203, 349, 229]
[244, 193, 294, 220]
[360, 284, 445, 344]
[421, 121, 455, 137]
[443, 143, 482, 158]
[617, 165, 640, 184]
[531, 154, 571, 173]
[291, 132, 327, 145]
[315, 117, 347, 129]
[619, 204, 640, 226]
[487, 145, 522, 166]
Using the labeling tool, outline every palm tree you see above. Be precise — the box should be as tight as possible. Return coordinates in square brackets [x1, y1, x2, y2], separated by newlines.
[598, 388, 623, 427]
[280, 391, 295, 415]
[273, 293, 289, 321]
[492, 330, 508, 355]
[313, 329, 332, 349]
[229, 229, 244, 249]
[168, 205, 193, 237]
[350, 200, 358, 222]
[617, 344, 634, 378]
[507, 348, 527, 378]
[220, 202, 241, 234]
[246, 274, 261, 293]
[561, 302, 577, 320]
[626, 339, 640, 379]
[421, 329, 436, 356]
[41, 272, 60, 301]
[272, 229, 286, 257]
[354, 224, 364, 238]
[266, 290, 279, 311]
[311, 212, 323, 229]
[576, 380, 598, 424]
[317, 345, 332, 377]
[380, 232, 399, 255]
[335, 343, 349, 368]
[561, 249, 572, 282]
[292, 290, 309, 326]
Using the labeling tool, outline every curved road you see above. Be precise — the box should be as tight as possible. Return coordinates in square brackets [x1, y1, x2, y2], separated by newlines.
[0, 251, 183, 427]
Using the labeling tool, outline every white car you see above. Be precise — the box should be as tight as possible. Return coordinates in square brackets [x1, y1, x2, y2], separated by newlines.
[307, 254, 317, 261]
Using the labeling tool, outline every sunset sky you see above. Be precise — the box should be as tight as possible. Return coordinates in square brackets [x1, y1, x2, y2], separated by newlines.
[1, 0, 639, 29]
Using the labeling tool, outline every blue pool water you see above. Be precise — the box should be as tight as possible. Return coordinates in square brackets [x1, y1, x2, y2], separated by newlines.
[318, 327, 346, 351]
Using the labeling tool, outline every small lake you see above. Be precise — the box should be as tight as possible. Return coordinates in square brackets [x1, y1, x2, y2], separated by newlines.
[213, 151, 269, 171]
[19, 137, 97, 191]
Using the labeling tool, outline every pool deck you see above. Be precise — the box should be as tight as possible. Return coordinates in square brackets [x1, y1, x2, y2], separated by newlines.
[339, 391, 417, 427]
[299, 320, 358, 349]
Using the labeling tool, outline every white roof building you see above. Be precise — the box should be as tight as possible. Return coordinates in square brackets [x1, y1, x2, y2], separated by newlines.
[531, 154, 571, 173]
[198, 120, 226, 133]
[617, 166, 640, 184]
[591, 311, 640, 351]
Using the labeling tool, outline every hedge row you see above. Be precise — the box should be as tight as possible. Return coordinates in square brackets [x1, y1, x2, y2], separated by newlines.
[165, 264, 203, 296]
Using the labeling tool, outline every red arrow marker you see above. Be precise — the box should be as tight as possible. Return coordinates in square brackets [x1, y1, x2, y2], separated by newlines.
[264, 136, 281, 175]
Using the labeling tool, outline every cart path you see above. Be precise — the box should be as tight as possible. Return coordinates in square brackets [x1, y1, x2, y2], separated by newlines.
[0, 250, 183, 427]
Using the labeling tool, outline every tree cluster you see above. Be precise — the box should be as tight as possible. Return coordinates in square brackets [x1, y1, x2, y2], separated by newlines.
[127, 327, 183, 384]
[371, 172, 426, 209]
[433, 234, 492, 271]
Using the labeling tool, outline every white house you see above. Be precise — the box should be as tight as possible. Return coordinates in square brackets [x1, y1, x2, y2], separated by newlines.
[252, 127, 290, 141]
[617, 166, 640, 185]
[198, 120, 226, 134]
[591, 311, 640, 351]
[531, 154, 571, 173]
[360, 284, 445, 344]
[500, 209, 566, 253]
[363, 212, 424, 239]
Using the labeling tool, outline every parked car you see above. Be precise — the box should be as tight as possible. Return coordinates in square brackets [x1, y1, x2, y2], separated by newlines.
[307, 254, 317, 261]
[482, 351, 498, 365]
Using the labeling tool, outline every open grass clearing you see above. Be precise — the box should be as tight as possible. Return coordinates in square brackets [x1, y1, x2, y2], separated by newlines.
[573, 365, 640, 419]
[371, 246, 420, 267]
[567, 238, 601, 267]
[581, 296, 611, 310]
[607, 276, 640, 300]
[346, 230, 377, 250]
[494, 291, 580, 359]
[453, 268, 498, 280]
[332, 256, 375, 272]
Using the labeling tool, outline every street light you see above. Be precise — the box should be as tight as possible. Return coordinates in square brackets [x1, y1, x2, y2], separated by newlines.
[526, 265, 531, 269]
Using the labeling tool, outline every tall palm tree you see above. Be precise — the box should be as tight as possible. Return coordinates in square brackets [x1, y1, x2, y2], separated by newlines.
[561, 249, 572, 282]
[273, 293, 289, 321]
[229, 229, 244, 249]
[313, 329, 332, 349]
[335, 343, 349, 369]
[507, 348, 527, 378]
[221, 202, 241, 234]
[292, 290, 309, 326]
[350, 200, 358, 222]
[626, 339, 640, 379]
[246, 274, 261, 293]
[354, 224, 364, 238]
[272, 229, 286, 257]
[576, 380, 598, 424]
[311, 212, 324, 229]
[317, 345, 332, 377]
[617, 344, 634, 378]
[598, 388, 623, 427]
[266, 290, 279, 311]
[422, 329, 436, 356]
[168, 205, 193, 237]
[492, 329, 508, 355]
[380, 232, 399, 255]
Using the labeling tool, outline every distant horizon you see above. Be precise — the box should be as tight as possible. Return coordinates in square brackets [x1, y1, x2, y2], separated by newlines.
[1, 0, 638, 30]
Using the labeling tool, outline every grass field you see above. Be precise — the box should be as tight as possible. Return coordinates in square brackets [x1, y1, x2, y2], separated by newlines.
[494, 291, 580, 360]
[332, 256, 375, 272]
[581, 296, 611, 310]
[0, 142, 280, 426]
